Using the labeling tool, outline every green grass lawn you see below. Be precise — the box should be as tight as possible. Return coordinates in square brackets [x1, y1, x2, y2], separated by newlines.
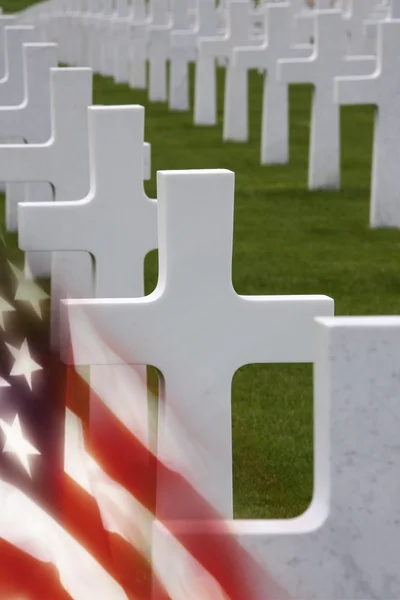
[2, 0, 43, 12]
[2, 27, 400, 519]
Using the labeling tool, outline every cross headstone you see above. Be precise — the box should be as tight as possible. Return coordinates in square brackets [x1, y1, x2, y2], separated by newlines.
[18, 105, 157, 300]
[390, 0, 400, 18]
[111, 0, 132, 84]
[77, 0, 93, 67]
[278, 9, 375, 189]
[0, 26, 38, 232]
[170, 0, 218, 111]
[98, 0, 114, 76]
[335, 19, 400, 227]
[291, 0, 315, 46]
[196, 0, 260, 126]
[20, 106, 158, 465]
[60, 168, 334, 519]
[0, 16, 17, 79]
[344, 0, 377, 55]
[229, 2, 311, 163]
[85, 0, 103, 72]
[232, 316, 400, 599]
[0, 43, 57, 280]
[0, 26, 37, 107]
[167, 0, 193, 110]
[128, 0, 148, 90]
[2, 44, 57, 230]
[0, 67, 92, 349]
[147, 0, 172, 102]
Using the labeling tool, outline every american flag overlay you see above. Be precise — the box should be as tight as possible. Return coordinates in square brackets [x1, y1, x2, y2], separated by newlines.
[0, 229, 286, 600]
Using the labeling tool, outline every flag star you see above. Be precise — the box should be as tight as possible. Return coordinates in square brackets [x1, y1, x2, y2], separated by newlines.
[0, 296, 16, 330]
[0, 414, 40, 477]
[5, 339, 42, 390]
[8, 261, 49, 318]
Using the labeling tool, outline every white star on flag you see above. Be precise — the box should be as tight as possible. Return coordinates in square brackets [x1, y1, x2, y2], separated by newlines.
[0, 414, 41, 477]
[0, 296, 15, 330]
[5, 339, 43, 390]
[8, 261, 49, 318]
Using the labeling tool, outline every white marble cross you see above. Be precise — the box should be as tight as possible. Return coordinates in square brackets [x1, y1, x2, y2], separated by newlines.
[153, 316, 400, 600]
[0, 68, 92, 349]
[170, 0, 218, 111]
[196, 0, 259, 126]
[128, 0, 148, 90]
[111, 0, 133, 84]
[167, 0, 193, 110]
[98, 0, 115, 77]
[0, 26, 37, 106]
[391, 0, 400, 18]
[335, 20, 400, 227]
[85, 0, 103, 72]
[344, 0, 378, 55]
[1, 44, 57, 231]
[147, 0, 172, 102]
[229, 2, 311, 163]
[1, 43, 57, 280]
[18, 105, 157, 300]
[61, 168, 334, 519]
[0, 15, 17, 79]
[19, 106, 158, 447]
[278, 9, 375, 189]
[0, 26, 38, 233]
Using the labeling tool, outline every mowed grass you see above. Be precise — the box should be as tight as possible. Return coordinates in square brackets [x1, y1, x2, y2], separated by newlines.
[2, 38, 400, 519]
[2, 0, 43, 12]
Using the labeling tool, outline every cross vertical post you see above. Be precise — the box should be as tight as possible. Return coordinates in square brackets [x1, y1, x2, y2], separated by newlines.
[335, 20, 400, 226]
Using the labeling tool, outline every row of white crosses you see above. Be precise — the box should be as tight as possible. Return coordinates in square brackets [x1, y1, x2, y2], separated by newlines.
[0, 25, 151, 340]
[52, 112, 398, 600]
[8, 0, 332, 522]
[5, 6, 400, 598]
[13, 0, 297, 110]
[16, 0, 388, 179]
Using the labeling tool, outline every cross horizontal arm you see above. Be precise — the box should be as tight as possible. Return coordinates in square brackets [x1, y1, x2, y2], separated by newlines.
[234, 294, 334, 368]
[199, 36, 227, 59]
[18, 198, 91, 253]
[232, 45, 267, 70]
[334, 73, 378, 106]
[60, 298, 161, 368]
[170, 30, 196, 49]
[0, 143, 52, 182]
[278, 56, 316, 85]
[342, 55, 376, 77]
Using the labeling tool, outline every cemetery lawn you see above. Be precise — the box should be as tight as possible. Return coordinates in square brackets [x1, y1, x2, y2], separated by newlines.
[3, 64, 400, 521]
[2, 0, 43, 12]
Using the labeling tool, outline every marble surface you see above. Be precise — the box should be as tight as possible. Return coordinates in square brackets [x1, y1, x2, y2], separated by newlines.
[235, 316, 400, 599]
[335, 20, 400, 227]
